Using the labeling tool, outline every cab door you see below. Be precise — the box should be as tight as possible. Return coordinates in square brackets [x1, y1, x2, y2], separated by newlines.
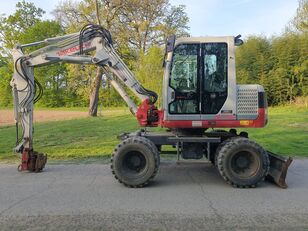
[166, 41, 232, 121]
[167, 43, 201, 121]
[201, 43, 228, 116]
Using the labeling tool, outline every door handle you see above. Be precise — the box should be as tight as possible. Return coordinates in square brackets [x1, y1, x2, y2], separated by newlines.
[171, 91, 175, 100]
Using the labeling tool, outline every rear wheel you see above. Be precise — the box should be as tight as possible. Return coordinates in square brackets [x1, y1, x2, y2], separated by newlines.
[217, 137, 269, 188]
[111, 136, 160, 187]
[207, 130, 235, 166]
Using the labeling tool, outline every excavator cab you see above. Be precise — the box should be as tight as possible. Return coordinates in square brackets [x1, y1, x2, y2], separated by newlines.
[167, 42, 228, 115]
[161, 35, 267, 129]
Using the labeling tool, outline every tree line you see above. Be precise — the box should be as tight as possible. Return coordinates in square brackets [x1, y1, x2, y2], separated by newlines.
[236, 0, 307, 105]
[0, 0, 189, 114]
[0, 0, 307, 112]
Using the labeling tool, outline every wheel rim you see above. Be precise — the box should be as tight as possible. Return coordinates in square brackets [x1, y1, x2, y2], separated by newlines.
[122, 151, 147, 174]
[229, 150, 261, 179]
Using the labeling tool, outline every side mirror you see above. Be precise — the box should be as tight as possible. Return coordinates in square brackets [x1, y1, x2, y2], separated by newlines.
[234, 34, 243, 46]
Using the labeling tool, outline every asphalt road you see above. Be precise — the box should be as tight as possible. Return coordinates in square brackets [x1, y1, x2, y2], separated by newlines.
[0, 159, 307, 230]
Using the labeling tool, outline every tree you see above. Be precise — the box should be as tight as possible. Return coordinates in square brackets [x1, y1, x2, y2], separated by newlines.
[236, 36, 272, 84]
[264, 68, 289, 105]
[88, 0, 104, 116]
[272, 32, 308, 103]
[134, 46, 164, 106]
[19, 20, 67, 107]
[0, 0, 45, 53]
[0, 0, 72, 108]
[54, 0, 127, 115]
[0, 63, 13, 106]
[53, 0, 190, 111]
[236, 31, 307, 105]
[117, 0, 189, 52]
[292, 0, 308, 32]
[162, 4, 190, 40]
[0, 1, 47, 107]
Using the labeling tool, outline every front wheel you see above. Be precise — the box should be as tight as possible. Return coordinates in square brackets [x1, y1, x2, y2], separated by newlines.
[217, 137, 269, 188]
[111, 136, 160, 187]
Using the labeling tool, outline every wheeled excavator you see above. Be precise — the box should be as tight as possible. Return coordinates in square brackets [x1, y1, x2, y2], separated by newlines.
[10, 24, 292, 188]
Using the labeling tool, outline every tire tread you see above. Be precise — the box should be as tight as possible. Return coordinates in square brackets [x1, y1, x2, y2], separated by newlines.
[217, 137, 269, 188]
[111, 136, 160, 188]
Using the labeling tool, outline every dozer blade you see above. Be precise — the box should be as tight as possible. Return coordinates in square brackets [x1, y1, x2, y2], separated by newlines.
[266, 151, 293, 189]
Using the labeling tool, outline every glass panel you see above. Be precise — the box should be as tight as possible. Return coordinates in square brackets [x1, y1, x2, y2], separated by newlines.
[169, 44, 199, 114]
[170, 44, 198, 92]
[202, 43, 228, 114]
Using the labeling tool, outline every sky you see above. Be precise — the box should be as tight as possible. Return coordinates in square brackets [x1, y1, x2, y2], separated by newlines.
[0, 0, 299, 38]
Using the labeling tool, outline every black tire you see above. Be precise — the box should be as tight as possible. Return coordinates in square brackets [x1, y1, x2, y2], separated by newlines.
[111, 136, 160, 187]
[209, 143, 219, 165]
[156, 145, 162, 152]
[208, 129, 227, 167]
[217, 137, 269, 188]
[213, 138, 232, 167]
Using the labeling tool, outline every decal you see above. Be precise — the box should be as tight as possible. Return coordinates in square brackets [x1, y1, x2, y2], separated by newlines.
[221, 110, 233, 114]
[56, 42, 92, 56]
[192, 121, 202, 127]
[240, 120, 251, 126]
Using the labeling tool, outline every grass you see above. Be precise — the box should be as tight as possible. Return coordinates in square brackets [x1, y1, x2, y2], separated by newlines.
[0, 109, 137, 162]
[238, 105, 308, 156]
[0, 105, 307, 163]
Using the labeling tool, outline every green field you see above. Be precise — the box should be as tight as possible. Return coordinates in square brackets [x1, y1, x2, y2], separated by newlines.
[0, 105, 307, 162]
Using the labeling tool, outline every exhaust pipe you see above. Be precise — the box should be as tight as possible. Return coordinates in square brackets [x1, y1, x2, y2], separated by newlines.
[266, 151, 293, 188]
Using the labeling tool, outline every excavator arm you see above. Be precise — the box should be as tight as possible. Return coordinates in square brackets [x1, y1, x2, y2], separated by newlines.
[10, 24, 160, 171]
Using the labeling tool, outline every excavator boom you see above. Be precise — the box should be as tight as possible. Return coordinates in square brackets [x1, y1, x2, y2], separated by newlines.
[10, 24, 159, 171]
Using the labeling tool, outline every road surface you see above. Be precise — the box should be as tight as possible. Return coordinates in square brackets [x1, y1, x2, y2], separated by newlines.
[0, 159, 307, 230]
